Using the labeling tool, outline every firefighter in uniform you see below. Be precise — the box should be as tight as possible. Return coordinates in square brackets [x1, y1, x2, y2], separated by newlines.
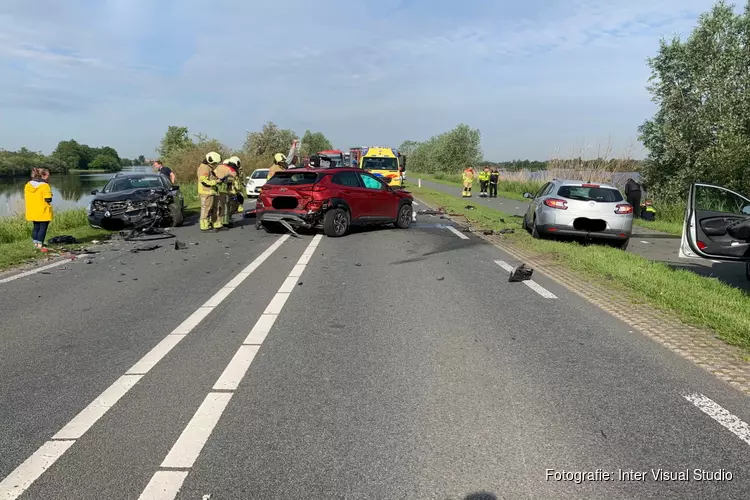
[197, 152, 221, 231]
[268, 153, 287, 178]
[227, 156, 244, 218]
[478, 166, 491, 197]
[461, 166, 475, 197]
[213, 158, 236, 229]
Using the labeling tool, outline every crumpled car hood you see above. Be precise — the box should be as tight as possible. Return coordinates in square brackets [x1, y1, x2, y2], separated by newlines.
[93, 188, 167, 203]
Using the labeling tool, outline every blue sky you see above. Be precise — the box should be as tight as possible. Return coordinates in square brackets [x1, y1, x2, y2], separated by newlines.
[0, 0, 728, 160]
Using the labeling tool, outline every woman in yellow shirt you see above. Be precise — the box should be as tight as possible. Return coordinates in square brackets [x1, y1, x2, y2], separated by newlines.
[24, 168, 54, 252]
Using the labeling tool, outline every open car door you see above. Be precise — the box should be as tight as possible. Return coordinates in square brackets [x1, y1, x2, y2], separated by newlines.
[680, 183, 750, 264]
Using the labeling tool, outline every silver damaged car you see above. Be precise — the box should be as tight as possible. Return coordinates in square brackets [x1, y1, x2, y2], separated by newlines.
[522, 180, 633, 249]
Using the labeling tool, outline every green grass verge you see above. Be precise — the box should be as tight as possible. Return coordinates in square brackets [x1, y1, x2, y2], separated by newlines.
[411, 185, 750, 353]
[410, 171, 684, 235]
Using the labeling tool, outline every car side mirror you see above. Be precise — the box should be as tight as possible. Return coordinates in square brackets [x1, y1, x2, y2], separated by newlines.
[90, 189, 98, 195]
[523, 192, 533, 199]
[742, 205, 750, 215]
[171, 185, 180, 190]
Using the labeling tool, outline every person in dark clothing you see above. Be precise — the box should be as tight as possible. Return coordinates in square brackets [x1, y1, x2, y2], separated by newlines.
[489, 168, 499, 198]
[624, 178, 642, 218]
[153, 160, 176, 183]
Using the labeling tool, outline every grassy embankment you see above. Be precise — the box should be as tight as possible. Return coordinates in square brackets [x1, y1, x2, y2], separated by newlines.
[410, 184, 750, 354]
[411, 170, 685, 235]
[0, 182, 200, 270]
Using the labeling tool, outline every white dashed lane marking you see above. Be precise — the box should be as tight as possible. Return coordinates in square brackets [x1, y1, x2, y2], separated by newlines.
[494, 260, 558, 299]
[137, 234, 324, 500]
[0, 235, 291, 500]
[0, 254, 95, 284]
[684, 393, 750, 446]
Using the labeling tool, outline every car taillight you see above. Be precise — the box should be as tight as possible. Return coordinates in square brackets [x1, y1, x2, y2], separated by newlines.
[697, 240, 707, 250]
[543, 198, 568, 210]
[615, 204, 633, 214]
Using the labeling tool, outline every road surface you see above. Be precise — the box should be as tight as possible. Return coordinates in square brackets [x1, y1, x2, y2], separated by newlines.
[0, 208, 748, 500]
[417, 179, 750, 291]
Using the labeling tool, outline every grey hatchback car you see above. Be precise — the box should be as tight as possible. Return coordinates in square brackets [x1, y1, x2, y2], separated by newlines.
[522, 179, 634, 249]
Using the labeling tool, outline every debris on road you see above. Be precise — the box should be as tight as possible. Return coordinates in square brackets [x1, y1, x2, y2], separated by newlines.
[417, 208, 445, 215]
[278, 220, 300, 237]
[355, 263, 362, 267]
[437, 276, 445, 281]
[483, 230, 494, 235]
[508, 263, 534, 282]
[464, 205, 476, 210]
[498, 228, 514, 234]
[48, 235, 78, 245]
[174, 240, 188, 250]
[130, 245, 161, 253]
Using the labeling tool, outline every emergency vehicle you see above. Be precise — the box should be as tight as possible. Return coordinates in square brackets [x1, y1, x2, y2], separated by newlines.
[358, 147, 404, 187]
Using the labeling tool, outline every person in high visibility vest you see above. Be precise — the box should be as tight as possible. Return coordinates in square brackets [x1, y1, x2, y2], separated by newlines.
[641, 199, 657, 221]
[461, 167, 475, 197]
[197, 152, 221, 231]
[478, 166, 491, 197]
[213, 159, 237, 229]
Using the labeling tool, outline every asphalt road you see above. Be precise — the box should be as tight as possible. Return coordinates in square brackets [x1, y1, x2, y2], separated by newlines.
[0, 206, 748, 500]
[417, 179, 750, 291]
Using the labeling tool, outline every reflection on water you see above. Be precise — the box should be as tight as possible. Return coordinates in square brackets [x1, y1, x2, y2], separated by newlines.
[0, 166, 151, 217]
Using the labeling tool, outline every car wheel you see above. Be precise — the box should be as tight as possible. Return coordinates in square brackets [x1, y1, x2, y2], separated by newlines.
[609, 238, 630, 250]
[395, 203, 413, 229]
[522, 213, 530, 233]
[169, 203, 184, 227]
[531, 217, 544, 239]
[323, 208, 349, 237]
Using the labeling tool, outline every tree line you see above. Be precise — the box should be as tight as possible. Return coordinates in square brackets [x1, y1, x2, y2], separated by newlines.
[155, 122, 334, 181]
[0, 141, 147, 178]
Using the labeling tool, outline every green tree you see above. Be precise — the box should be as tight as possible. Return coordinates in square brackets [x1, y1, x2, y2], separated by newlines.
[405, 124, 482, 174]
[242, 121, 297, 162]
[157, 126, 193, 159]
[299, 130, 333, 157]
[52, 139, 83, 170]
[89, 154, 121, 172]
[99, 146, 121, 163]
[398, 140, 420, 156]
[639, 1, 750, 201]
[137, 155, 146, 165]
[120, 158, 134, 167]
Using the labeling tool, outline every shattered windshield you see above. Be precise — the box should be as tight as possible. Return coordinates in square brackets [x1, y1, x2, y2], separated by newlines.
[102, 177, 163, 193]
[362, 157, 398, 171]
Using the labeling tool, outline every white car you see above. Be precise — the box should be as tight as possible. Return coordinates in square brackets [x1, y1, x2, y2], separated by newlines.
[246, 169, 270, 198]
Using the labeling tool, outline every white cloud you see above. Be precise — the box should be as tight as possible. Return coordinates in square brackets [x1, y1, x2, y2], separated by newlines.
[0, 0, 726, 159]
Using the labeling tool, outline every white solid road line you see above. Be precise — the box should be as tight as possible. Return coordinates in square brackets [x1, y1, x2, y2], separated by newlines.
[494, 260, 558, 299]
[0, 235, 290, 500]
[137, 233, 324, 500]
[445, 225, 470, 240]
[684, 393, 750, 446]
[0, 440, 75, 500]
[0, 254, 94, 284]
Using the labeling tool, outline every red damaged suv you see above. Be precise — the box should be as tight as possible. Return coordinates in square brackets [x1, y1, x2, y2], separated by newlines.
[255, 167, 414, 237]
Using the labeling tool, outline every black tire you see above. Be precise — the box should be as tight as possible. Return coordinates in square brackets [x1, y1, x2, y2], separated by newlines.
[323, 208, 350, 237]
[609, 238, 630, 250]
[522, 213, 531, 233]
[169, 203, 184, 227]
[394, 203, 413, 229]
[531, 217, 544, 239]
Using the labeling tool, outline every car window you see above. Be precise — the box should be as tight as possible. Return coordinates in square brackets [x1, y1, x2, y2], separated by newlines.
[534, 183, 549, 198]
[251, 170, 269, 179]
[557, 185, 624, 202]
[332, 171, 362, 188]
[695, 184, 750, 214]
[362, 157, 398, 171]
[358, 173, 387, 190]
[265, 172, 321, 185]
[542, 183, 555, 196]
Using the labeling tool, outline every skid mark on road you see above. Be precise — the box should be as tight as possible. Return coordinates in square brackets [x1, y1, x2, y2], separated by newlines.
[494, 260, 558, 299]
[137, 234, 324, 500]
[684, 393, 750, 446]
[0, 236, 290, 500]
[0, 254, 95, 284]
